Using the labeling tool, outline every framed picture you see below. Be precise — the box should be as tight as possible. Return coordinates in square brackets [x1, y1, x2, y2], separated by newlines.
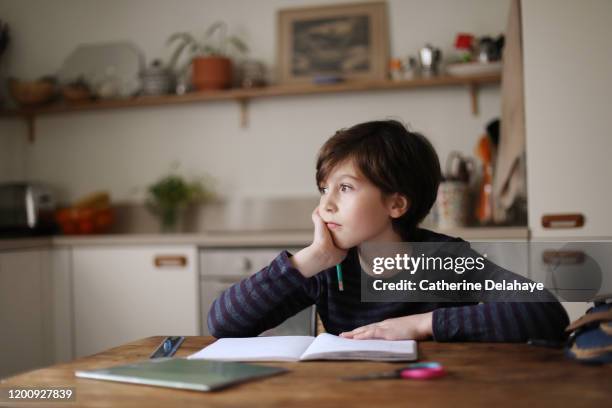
[277, 2, 389, 84]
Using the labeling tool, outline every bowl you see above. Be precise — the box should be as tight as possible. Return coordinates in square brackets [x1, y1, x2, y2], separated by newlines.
[55, 206, 114, 235]
[445, 61, 502, 77]
[62, 84, 93, 103]
[8, 78, 56, 106]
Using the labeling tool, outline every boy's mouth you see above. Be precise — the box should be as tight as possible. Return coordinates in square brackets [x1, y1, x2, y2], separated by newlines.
[325, 222, 341, 230]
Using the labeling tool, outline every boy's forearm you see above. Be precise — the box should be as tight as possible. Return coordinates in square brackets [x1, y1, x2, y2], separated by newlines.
[290, 245, 334, 278]
[207, 250, 318, 338]
[432, 302, 569, 342]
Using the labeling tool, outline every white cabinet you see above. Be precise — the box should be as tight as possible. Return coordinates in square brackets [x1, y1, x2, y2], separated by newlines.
[71, 245, 200, 357]
[49, 247, 74, 363]
[523, 0, 612, 238]
[522, 0, 612, 320]
[0, 249, 52, 379]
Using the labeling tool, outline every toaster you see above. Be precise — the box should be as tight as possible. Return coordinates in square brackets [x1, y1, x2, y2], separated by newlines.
[0, 182, 58, 236]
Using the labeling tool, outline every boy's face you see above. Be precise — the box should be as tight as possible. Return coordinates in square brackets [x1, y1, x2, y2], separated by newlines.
[318, 159, 407, 249]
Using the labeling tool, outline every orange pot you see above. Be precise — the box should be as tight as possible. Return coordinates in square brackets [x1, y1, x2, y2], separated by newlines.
[192, 56, 232, 90]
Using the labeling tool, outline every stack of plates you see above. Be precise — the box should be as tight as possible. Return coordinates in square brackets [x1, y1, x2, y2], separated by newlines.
[445, 61, 502, 77]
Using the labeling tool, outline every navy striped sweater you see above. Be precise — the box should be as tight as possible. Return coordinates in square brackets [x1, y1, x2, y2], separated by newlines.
[207, 229, 569, 342]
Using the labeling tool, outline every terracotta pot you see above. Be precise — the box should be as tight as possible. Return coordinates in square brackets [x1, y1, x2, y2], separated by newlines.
[192, 56, 232, 90]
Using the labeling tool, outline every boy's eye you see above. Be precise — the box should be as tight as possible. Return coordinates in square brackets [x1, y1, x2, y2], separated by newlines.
[318, 186, 328, 194]
[340, 184, 353, 192]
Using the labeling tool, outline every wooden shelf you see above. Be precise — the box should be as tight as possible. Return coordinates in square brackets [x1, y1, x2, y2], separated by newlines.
[0, 73, 500, 142]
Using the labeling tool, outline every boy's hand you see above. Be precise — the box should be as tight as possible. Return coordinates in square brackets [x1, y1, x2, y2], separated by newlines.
[339, 312, 434, 341]
[290, 207, 348, 278]
[310, 207, 348, 266]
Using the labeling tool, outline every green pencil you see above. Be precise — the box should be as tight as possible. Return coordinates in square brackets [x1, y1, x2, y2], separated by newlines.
[336, 264, 344, 291]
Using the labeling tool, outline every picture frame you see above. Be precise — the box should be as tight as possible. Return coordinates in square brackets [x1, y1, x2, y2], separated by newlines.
[277, 2, 389, 84]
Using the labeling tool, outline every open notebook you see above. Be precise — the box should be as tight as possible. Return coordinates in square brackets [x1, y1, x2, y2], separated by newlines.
[188, 333, 417, 362]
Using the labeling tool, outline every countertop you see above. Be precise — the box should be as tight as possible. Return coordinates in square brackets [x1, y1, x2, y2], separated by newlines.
[0, 226, 529, 251]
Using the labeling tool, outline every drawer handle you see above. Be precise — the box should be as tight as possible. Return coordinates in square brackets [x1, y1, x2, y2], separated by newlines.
[542, 250, 585, 265]
[541, 213, 584, 229]
[154, 255, 187, 268]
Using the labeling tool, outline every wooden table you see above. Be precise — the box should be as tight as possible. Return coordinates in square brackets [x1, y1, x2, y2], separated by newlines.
[1, 336, 611, 407]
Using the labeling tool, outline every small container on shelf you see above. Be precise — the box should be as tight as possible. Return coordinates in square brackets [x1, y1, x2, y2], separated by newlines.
[389, 58, 403, 81]
[403, 56, 419, 80]
[8, 77, 56, 107]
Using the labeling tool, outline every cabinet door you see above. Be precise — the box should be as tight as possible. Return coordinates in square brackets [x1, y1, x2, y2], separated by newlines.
[0, 250, 49, 378]
[523, 0, 612, 237]
[72, 246, 199, 357]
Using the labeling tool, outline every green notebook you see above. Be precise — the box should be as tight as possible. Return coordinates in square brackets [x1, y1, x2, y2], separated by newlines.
[75, 358, 287, 392]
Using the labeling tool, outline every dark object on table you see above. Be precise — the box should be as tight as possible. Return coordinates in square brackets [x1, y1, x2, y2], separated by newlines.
[527, 338, 566, 348]
[565, 301, 612, 364]
[150, 336, 185, 359]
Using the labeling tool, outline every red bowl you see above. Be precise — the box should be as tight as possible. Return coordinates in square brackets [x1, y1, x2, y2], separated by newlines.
[55, 207, 114, 235]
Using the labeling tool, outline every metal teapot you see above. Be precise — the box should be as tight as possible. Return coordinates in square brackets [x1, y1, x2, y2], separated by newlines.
[418, 44, 442, 76]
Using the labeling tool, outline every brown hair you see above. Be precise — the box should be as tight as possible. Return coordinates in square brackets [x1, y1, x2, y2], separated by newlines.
[316, 120, 441, 239]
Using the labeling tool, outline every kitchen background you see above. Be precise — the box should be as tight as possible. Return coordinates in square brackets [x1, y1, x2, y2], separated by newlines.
[1, 0, 611, 380]
[0, 0, 505, 206]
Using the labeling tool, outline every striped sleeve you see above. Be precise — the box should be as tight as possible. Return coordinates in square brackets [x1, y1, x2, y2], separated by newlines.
[432, 301, 569, 342]
[431, 242, 570, 342]
[207, 250, 319, 338]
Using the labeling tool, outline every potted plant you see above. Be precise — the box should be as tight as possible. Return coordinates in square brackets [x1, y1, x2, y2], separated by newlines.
[167, 21, 248, 90]
[146, 171, 214, 233]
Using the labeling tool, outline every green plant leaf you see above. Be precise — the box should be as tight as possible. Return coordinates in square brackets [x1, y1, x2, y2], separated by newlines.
[166, 32, 199, 68]
[228, 36, 249, 54]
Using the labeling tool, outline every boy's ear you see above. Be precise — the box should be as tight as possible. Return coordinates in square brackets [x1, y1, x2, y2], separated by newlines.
[387, 193, 410, 219]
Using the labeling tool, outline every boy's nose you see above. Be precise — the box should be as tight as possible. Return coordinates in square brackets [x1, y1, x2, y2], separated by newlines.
[320, 193, 338, 213]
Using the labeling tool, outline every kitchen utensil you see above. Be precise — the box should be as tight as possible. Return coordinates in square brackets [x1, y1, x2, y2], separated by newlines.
[474, 134, 495, 224]
[418, 44, 442, 76]
[445, 151, 475, 183]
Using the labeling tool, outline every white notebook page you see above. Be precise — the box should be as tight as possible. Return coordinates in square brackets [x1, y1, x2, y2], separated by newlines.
[300, 333, 417, 361]
[188, 336, 315, 362]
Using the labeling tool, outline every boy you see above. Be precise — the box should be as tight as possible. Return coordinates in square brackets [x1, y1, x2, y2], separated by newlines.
[208, 120, 568, 342]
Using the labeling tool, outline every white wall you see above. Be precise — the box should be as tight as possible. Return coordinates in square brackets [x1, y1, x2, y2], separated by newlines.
[0, 119, 25, 182]
[0, 0, 509, 203]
